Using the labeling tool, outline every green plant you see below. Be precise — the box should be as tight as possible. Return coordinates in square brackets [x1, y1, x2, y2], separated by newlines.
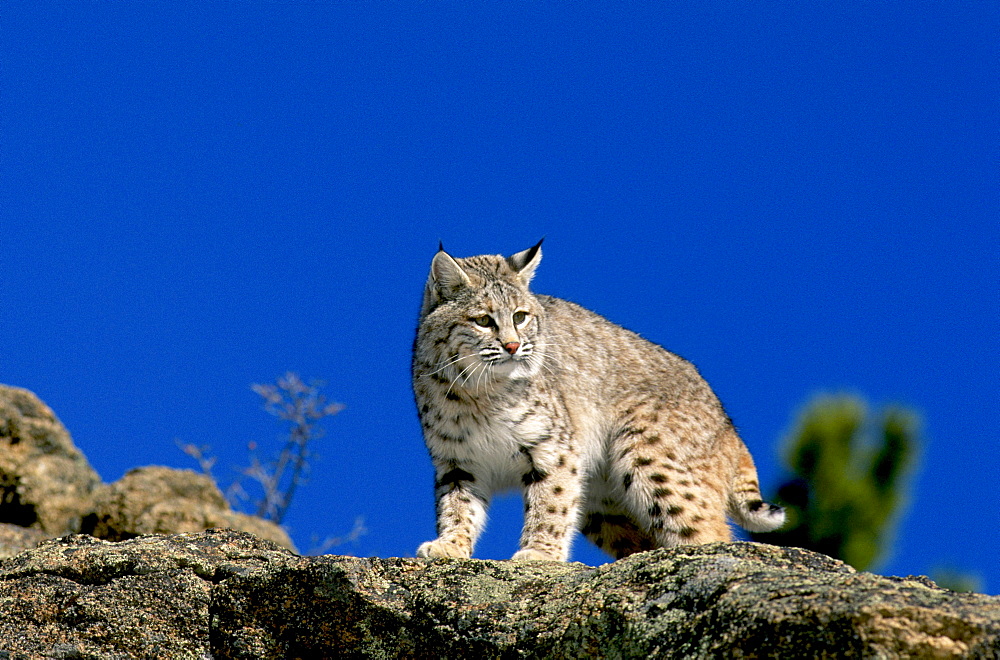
[931, 567, 984, 594]
[752, 394, 917, 571]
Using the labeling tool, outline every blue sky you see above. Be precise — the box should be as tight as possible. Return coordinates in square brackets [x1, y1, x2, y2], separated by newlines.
[3, 4, 997, 591]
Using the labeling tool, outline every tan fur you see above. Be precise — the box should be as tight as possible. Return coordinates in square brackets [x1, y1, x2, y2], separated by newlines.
[413, 242, 784, 561]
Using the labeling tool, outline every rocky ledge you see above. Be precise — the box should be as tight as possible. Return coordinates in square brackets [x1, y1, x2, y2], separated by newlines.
[0, 384, 293, 557]
[0, 529, 997, 659]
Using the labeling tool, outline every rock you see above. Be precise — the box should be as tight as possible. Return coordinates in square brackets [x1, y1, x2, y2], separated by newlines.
[0, 385, 295, 554]
[0, 385, 101, 535]
[0, 522, 47, 560]
[81, 466, 296, 551]
[0, 530, 997, 658]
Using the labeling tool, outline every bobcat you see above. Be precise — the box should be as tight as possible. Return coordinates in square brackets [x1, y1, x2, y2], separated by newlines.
[413, 241, 784, 561]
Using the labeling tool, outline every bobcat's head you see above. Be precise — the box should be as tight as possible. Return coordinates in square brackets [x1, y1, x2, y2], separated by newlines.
[418, 240, 546, 386]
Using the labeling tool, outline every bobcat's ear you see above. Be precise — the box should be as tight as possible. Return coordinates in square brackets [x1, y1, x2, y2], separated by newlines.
[507, 239, 543, 286]
[430, 245, 472, 291]
[422, 245, 472, 315]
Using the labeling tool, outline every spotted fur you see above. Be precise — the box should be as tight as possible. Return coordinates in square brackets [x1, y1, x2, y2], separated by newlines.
[413, 241, 784, 561]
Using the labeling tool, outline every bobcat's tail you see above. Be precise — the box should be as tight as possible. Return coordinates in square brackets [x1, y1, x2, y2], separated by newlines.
[727, 435, 785, 533]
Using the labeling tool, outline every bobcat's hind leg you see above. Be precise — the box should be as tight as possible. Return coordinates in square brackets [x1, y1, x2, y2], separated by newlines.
[579, 508, 657, 559]
[612, 427, 736, 548]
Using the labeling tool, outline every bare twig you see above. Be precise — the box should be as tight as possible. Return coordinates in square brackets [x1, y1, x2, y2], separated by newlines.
[245, 373, 344, 524]
[177, 373, 343, 526]
[176, 441, 217, 476]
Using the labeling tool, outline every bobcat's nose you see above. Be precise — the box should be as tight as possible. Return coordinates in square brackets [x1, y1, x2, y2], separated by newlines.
[503, 342, 520, 355]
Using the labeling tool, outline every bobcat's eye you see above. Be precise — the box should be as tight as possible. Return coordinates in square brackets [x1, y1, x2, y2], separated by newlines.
[512, 311, 528, 325]
[473, 315, 493, 328]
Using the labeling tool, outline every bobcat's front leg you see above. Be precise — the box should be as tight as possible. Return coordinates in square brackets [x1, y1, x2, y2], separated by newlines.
[514, 445, 582, 561]
[417, 461, 488, 559]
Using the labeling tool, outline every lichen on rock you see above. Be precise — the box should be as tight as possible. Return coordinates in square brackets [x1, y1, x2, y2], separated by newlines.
[0, 530, 998, 658]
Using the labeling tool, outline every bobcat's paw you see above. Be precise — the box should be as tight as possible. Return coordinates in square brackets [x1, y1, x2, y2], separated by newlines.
[416, 539, 470, 559]
[511, 548, 559, 561]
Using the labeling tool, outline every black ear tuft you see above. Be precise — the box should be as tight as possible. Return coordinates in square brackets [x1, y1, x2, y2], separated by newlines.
[438, 241, 445, 253]
[507, 239, 544, 285]
[507, 239, 543, 271]
[521, 238, 543, 263]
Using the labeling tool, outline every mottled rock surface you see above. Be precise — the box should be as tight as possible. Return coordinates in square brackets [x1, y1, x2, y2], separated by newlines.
[0, 530, 997, 659]
[0, 523, 47, 561]
[81, 466, 294, 550]
[0, 386, 101, 535]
